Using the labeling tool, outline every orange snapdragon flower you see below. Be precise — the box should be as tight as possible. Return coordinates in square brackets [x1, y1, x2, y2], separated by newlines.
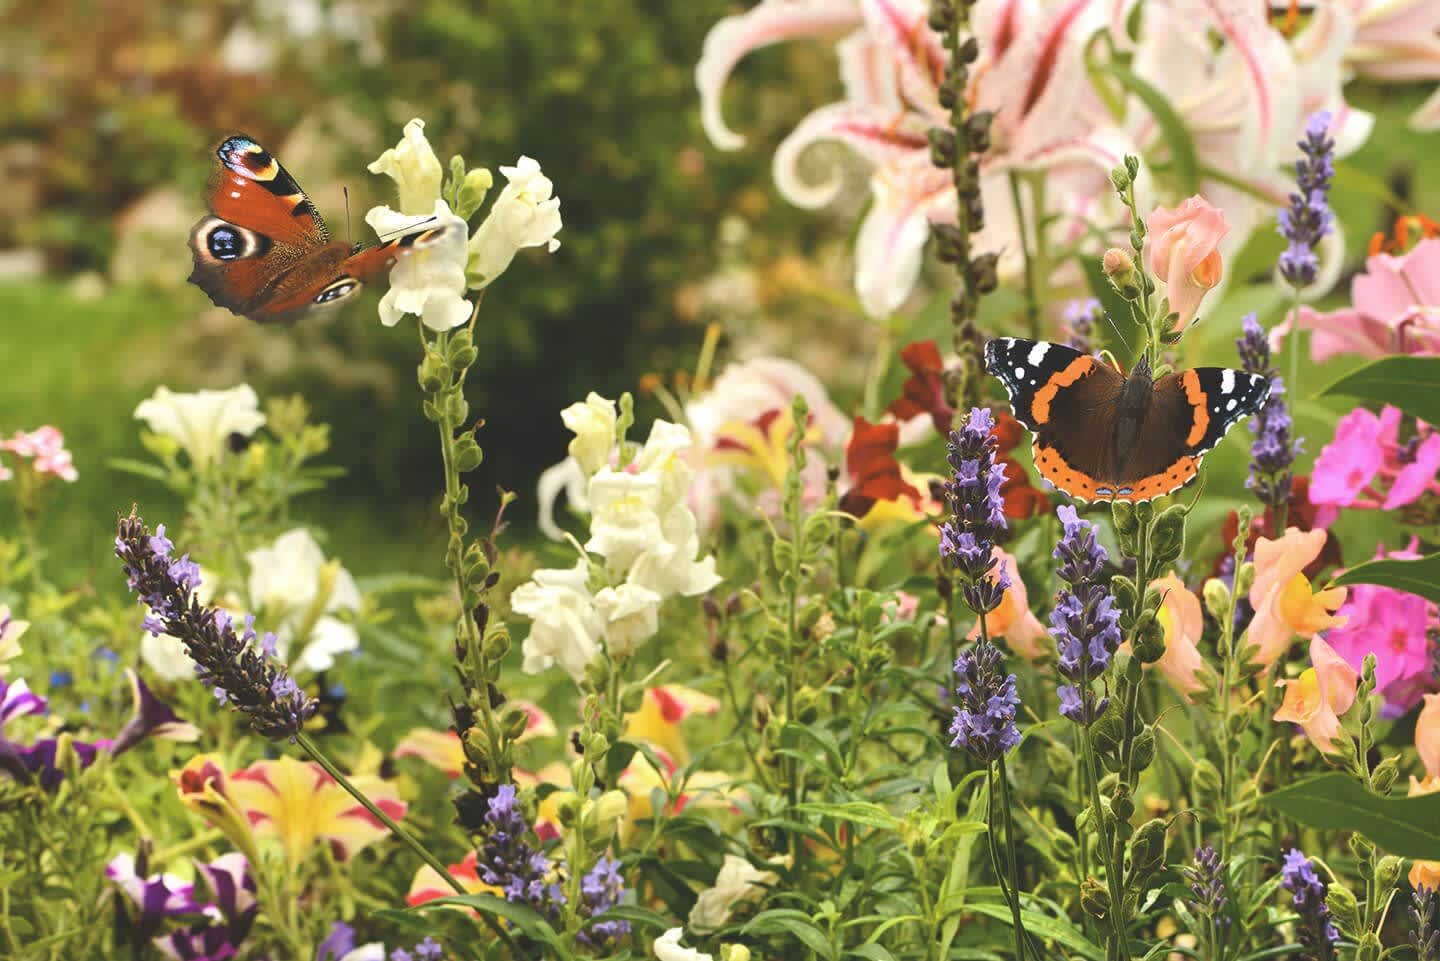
[1272, 636, 1358, 753]
[1247, 528, 1347, 667]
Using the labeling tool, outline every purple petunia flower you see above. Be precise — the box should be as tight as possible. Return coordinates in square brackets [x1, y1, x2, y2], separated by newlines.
[1277, 112, 1335, 288]
[1050, 506, 1120, 726]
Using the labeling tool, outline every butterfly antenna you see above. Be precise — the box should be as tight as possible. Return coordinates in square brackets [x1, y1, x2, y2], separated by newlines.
[377, 214, 440, 241]
[343, 187, 352, 246]
[1101, 310, 1135, 357]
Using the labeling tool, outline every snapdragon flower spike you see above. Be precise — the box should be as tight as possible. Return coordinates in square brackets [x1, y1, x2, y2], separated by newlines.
[478, 784, 566, 922]
[939, 407, 1010, 615]
[1281, 848, 1339, 961]
[1050, 506, 1121, 726]
[948, 640, 1022, 763]
[1237, 314, 1298, 511]
[115, 511, 317, 740]
[1277, 111, 1335, 288]
[1184, 845, 1230, 947]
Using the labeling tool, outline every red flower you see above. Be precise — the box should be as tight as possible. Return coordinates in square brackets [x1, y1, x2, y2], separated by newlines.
[887, 341, 954, 437]
[840, 416, 921, 518]
[1217, 476, 1342, 579]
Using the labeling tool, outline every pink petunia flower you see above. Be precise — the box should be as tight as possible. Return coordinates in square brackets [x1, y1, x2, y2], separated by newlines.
[1271, 237, 1440, 362]
[1310, 405, 1439, 522]
[1324, 541, 1439, 716]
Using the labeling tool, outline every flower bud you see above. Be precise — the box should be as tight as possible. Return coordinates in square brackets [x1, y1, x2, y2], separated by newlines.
[928, 128, 957, 168]
[585, 789, 629, 842]
[1349, 833, 1376, 862]
[1150, 506, 1187, 567]
[1103, 248, 1141, 300]
[1129, 818, 1167, 879]
[1326, 882, 1360, 934]
[553, 790, 580, 827]
[1202, 578, 1232, 621]
[1081, 877, 1111, 919]
[455, 166, 496, 221]
[1371, 755, 1400, 794]
[1131, 610, 1165, 664]
[1131, 727, 1157, 772]
[721, 946, 752, 961]
[1375, 854, 1403, 890]
[1192, 759, 1221, 799]
[1234, 561, 1256, 597]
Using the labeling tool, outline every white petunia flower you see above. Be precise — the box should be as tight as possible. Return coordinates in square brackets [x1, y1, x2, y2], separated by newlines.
[653, 928, 713, 961]
[246, 528, 362, 672]
[367, 118, 444, 216]
[512, 560, 603, 682]
[365, 198, 472, 332]
[561, 392, 617, 478]
[688, 855, 779, 934]
[593, 583, 662, 657]
[0, 605, 29, 676]
[467, 156, 563, 288]
[133, 385, 267, 469]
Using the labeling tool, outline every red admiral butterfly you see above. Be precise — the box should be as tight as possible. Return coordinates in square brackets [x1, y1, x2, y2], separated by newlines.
[985, 337, 1270, 503]
[188, 135, 447, 324]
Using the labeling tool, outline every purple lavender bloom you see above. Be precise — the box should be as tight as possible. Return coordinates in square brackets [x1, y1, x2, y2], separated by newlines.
[1184, 845, 1230, 949]
[948, 640, 1022, 763]
[318, 921, 361, 961]
[1281, 848, 1339, 961]
[939, 407, 1011, 616]
[413, 938, 443, 961]
[478, 785, 566, 922]
[580, 856, 631, 947]
[1237, 314, 1298, 511]
[115, 511, 317, 741]
[1050, 506, 1121, 726]
[1277, 112, 1335, 288]
[1063, 298, 1101, 353]
[1413, 885, 1438, 961]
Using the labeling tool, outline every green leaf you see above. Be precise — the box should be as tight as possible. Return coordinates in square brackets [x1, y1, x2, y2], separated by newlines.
[1103, 65, 1199, 194]
[1330, 553, 1440, 605]
[1260, 773, 1440, 859]
[418, 893, 570, 958]
[846, 943, 898, 961]
[963, 903, 1105, 961]
[1318, 355, 1440, 425]
[744, 910, 836, 960]
[794, 801, 900, 831]
[587, 904, 675, 933]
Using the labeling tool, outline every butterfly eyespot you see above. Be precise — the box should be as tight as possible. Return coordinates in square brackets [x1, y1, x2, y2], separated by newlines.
[207, 226, 244, 260]
[314, 280, 358, 304]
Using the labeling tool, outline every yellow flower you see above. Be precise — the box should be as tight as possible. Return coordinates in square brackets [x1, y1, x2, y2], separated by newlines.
[171, 754, 259, 865]
[0, 605, 28, 675]
[227, 755, 406, 866]
[625, 685, 721, 764]
[709, 408, 818, 490]
[1247, 528, 1346, 666]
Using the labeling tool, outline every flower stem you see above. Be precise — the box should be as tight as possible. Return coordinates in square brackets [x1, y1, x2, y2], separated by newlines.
[996, 758, 1035, 960]
[1009, 171, 1040, 341]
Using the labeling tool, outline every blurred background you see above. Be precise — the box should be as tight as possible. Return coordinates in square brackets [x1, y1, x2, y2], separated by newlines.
[1, 0, 1436, 582]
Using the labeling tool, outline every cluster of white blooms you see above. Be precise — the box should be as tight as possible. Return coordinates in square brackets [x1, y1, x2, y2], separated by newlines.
[512, 393, 720, 683]
[365, 118, 563, 332]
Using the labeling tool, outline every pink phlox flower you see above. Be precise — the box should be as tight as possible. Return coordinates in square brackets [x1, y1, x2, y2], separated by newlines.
[1310, 405, 1439, 520]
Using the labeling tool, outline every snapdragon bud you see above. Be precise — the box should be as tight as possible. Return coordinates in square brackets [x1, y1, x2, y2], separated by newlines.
[1103, 248, 1141, 300]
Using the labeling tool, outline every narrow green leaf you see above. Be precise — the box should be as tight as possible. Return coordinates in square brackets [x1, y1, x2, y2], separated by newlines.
[1318, 355, 1440, 425]
[587, 904, 674, 933]
[963, 903, 1105, 961]
[795, 801, 900, 831]
[846, 943, 898, 961]
[744, 911, 836, 960]
[1260, 773, 1440, 859]
[1103, 65, 1200, 194]
[1329, 553, 1440, 605]
[418, 893, 570, 957]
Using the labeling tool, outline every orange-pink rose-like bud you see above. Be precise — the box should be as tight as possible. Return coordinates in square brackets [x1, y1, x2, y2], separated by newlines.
[1146, 196, 1229, 328]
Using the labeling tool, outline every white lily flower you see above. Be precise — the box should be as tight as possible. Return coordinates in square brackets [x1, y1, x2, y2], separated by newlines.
[246, 528, 362, 672]
[367, 118, 444, 215]
[467, 156, 563, 288]
[365, 198, 473, 332]
[512, 561, 603, 682]
[593, 583, 662, 657]
[561, 392, 618, 477]
[133, 384, 267, 469]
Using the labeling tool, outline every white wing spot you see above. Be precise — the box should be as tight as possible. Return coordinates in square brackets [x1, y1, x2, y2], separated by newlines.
[1220, 369, 1236, 393]
[1014, 366, 1026, 379]
[1027, 342, 1050, 366]
[1226, 398, 1238, 411]
[229, 191, 241, 199]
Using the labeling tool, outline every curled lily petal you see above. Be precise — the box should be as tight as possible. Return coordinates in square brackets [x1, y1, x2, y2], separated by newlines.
[773, 102, 930, 209]
[696, 0, 864, 150]
[854, 162, 951, 316]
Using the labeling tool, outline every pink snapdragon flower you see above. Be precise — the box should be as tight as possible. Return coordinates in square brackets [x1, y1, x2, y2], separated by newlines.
[1271, 238, 1440, 361]
[1310, 405, 1440, 523]
[1325, 541, 1439, 716]
[0, 426, 77, 482]
[1146, 196, 1229, 327]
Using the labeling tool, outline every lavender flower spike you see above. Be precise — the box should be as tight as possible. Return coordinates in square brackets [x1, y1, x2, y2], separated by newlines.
[1184, 845, 1230, 949]
[478, 784, 565, 921]
[949, 641, 1022, 763]
[1277, 111, 1335, 288]
[939, 407, 1011, 616]
[1412, 884, 1438, 961]
[1281, 848, 1339, 961]
[1237, 313, 1298, 510]
[115, 510, 317, 740]
[1050, 506, 1121, 726]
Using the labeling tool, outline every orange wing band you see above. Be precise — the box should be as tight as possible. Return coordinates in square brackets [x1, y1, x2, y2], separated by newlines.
[1034, 442, 1199, 504]
[1031, 357, 1096, 425]
[1181, 370, 1210, 446]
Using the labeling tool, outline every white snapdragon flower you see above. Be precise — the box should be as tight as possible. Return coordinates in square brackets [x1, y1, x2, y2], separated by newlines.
[653, 928, 713, 961]
[367, 118, 443, 215]
[364, 199, 472, 332]
[585, 469, 665, 575]
[628, 502, 721, 600]
[561, 392, 617, 477]
[246, 528, 362, 672]
[593, 583, 662, 657]
[633, 420, 698, 512]
[688, 855, 779, 933]
[133, 385, 267, 469]
[0, 606, 29, 676]
[513, 560, 602, 682]
[467, 156, 563, 288]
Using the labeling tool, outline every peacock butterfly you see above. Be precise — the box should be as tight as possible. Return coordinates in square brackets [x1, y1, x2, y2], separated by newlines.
[187, 135, 445, 324]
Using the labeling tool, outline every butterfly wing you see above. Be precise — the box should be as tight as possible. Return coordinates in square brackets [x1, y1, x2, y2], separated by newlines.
[985, 337, 1127, 501]
[1100, 368, 1271, 501]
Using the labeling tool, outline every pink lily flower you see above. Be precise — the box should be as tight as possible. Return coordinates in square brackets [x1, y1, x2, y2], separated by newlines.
[1342, 0, 1440, 130]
